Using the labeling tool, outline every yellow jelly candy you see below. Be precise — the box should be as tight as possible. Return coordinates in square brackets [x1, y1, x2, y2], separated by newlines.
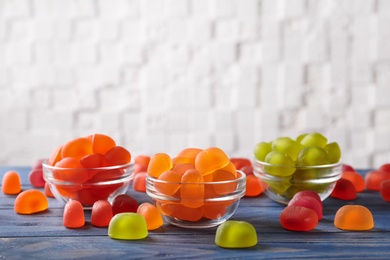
[108, 213, 148, 240]
[334, 205, 374, 231]
[215, 220, 257, 248]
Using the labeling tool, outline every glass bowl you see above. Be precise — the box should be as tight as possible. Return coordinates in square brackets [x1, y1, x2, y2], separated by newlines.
[253, 159, 342, 204]
[42, 161, 134, 208]
[146, 171, 246, 228]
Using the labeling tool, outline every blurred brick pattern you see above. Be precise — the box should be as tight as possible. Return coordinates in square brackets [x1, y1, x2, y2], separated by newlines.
[0, 0, 389, 168]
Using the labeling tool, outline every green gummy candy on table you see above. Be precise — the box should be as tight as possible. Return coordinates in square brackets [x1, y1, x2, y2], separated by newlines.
[108, 213, 148, 240]
[215, 220, 257, 248]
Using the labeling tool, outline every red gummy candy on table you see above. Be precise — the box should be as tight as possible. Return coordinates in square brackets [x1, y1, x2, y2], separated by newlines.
[112, 194, 139, 215]
[280, 205, 318, 231]
[288, 195, 323, 220]
[378, 163, 390, 174]
[245, 175, 263, 197]
[342, 164, 355, 173]
[330, 178, 357, 200]
[91, 200, 113, 227]
[341, 171, 365, 192]
[292, 190, 322, 205]
[365, 170, 390, 191]
[28, 168, 45, 188]
[31, 159, 45, 170]
[380, 179, 390, 202]
[230, 158, 252, 170]
[133, 171, 146, 192]
[63, 200, 85, 228]
[105, 146, 131, 166]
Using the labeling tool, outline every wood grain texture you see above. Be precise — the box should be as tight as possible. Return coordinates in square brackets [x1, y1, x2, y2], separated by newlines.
[1, 167, 390, 259]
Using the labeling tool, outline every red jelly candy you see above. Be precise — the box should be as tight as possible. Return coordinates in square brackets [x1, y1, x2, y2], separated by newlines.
[378, 163, 390, 174]
[341, 171, 365, 192]
[133, 171, 146, 192]
[105, 146, 131, 166]
[91, 200, 113, 227]
[280, 205, 318, 231]
[292, 190, 322, 205]
[342, 164, 355, 172]
[63, 200, 85, 228]
[230, 158, 252, 170]
[112, 194, 139, 215]
[28, 168, 45, 188]
[330, 178, 357, 200]
[288, 195, 323, 220]
[365, 170, 390, 191]
[380, 179, 390, 202]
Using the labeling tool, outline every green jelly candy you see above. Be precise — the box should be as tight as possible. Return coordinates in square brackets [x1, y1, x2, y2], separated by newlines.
[215, 220, 257, 248]
[108, 213, 148, 240]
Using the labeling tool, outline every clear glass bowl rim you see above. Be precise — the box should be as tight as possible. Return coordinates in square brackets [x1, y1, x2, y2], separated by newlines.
[254, 158, 342, 170]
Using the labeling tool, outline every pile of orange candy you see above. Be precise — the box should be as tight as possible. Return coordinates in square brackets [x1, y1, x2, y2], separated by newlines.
[148, 147, 247, 222]
[46, 133, 132, 206]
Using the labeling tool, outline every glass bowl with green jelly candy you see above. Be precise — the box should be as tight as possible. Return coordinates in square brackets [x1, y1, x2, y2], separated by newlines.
[253, 132, 342, 204]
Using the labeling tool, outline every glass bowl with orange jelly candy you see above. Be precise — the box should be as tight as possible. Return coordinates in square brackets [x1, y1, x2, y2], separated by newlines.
[145, 147, 246, 228]
[42, 134, 134, 208]
[253, 133, 342, 204]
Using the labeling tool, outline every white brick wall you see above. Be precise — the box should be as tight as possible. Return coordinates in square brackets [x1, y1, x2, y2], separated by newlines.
[0, 0, 390, 169]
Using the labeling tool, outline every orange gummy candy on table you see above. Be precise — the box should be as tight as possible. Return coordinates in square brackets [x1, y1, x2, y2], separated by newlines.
[14, 190, 49, 214]
[147, 153, 173, 178]
[155, 170, 182, 196]
[365, 170, 390, 191]
[90, 133, 116, 154]
[91, 200, 113, 227]
[104, 146, 131, 166]
[54, 157, 89, 183]
[173, 148, 203, 165]
[2, 170, 22, 195]
[63, 200, 85, 228]
[245, 175, 264, 197]
[61, 137, 93, 161]
[137, 202, 164, 230]
[341, 171, 365, 192]
[195, 147, 230, 176]
[334, 205, 374, 231]
[180, 169, 205, 208]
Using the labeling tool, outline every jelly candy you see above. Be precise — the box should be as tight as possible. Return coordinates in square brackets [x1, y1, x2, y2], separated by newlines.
[108, 212, 148, 240]
[154, 170, 182, 196]
[147, 153, 173, 178]
[245, 175, 263, 197]
[90, 133, 116, 154]
[44, 182, 54, 198]
[342, 163, 355, 172]
[230, 158, 252, 170]
[80, 153, 108, 168]
[91, 200, 113, 227]
[380, 179, 390, 202]
[240, 165, 254, 176]
[288, 195, 322, 220]
[341, 171, 365, 192]
[173, 148, 203, 164]
[215, 220, 257, 248]
[105, 146, 131, 166]
[29, 168, 45, 188]
[61, 137, 93, 160]
[202, 202, 227, 220]
[171, 163, 195, 175]
[378, 163, 390, 173]
[54, 157, 89, 183]
[330, 178, 357, 200]
[14, 190, 48, 214]
[47, 145, 62, 166]
[63, 200, 85, 228]
[112, 194, 138, 215]
[180, 169, 204, 208]
[365, 170, 390, 191]
[195, 147, 230, 175]
[210, 169, 237, 195]
[133, 171, 146, 192]
[2, 170, 22, 195]
[334, 205, 374, 231]
[292, 190, 322, 204]
[158, 202, 203, 222]
[134, 155, 150, 174]
[137, 202, 164, 230]
[280, 205, 318, 231]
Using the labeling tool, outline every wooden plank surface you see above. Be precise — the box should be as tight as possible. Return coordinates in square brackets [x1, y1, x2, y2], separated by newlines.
[1, 166, 390, 259]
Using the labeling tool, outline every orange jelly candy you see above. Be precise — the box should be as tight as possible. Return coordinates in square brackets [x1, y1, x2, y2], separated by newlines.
[105, 146, 131, 166]
[133, 171, 146, 192]
[137, 202, 164, 230]
[47, 145, 62, 166]
[202, 202, 227, 220]
[245, 175, 263, 197]
[90, 133, 116, 154]
[334, 205, 374, 231]
[195, 147, 230, 175]
[341, 171, 365, 192]
[155, 170, 182, 196]
[2, 170, 22, 195]
[63, 200, 85, 228]
[147, 153, 173, 178]
[180, 169, 204, 208]
[173, 148, 203, 164]
[61, 137, 93, 160]
[14, 190, 48, 214]
[159, 202, 203, 222]
[44, 182, 54, 198]
[54, 157, 89, 183]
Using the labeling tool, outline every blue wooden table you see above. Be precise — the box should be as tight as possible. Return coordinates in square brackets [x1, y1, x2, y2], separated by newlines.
[1, 166, 390, 259]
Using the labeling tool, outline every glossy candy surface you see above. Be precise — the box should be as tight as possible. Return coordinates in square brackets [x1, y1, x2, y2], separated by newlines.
[280, 206, 318, 231]
[2, 171, 22, 195]
[14, 190, 48, 214]
[288, 195, 322, 220]
[245, 175, 263, 197]
[365, 170, 390, 191]
[63, 200, 85, 228]
[137, 202, 164, 230]
[341, 171, 365, 192]
[380, 179, 390, 202]
[215, 221, 257, 248]
[108, 213, 148, 240]
[91, 200, 113, 227]
[330, 178, 357, 200]
[112, 194, 138, 215]
[334, 205, 374, 231]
